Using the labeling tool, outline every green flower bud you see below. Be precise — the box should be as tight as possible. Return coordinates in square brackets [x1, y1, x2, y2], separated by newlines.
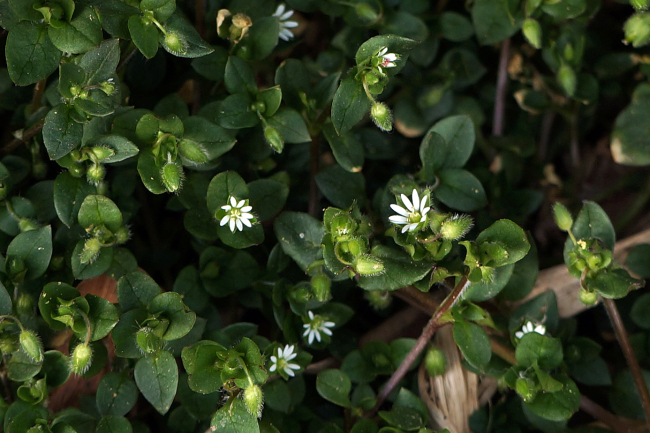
[625, 13, 650, 47]
[310, 273, 331, 302]
[364, 290, 391, 310]
[136, 328, 161, 354]
[424, 347, 446, 377]
[0, 333, 19, 355]
[515, 377, 536, 402]
[179, 140, 209, 164]
[18, 218, 39, 232]
[100, 80, 116, 96]
[70, 85, 82, 97]
[251, 101, 266, 113]
[355, 2, 379, 21]
[160, 159, 184, 193]
[163, 31, 188, 56]
[7, 257, 26, 280]
[90, 146, 115, 161]
[632, 0, 649, 11]
[80, 237, 102, 264]
[86, 163, 105, 186]
[364, 71, 381, 86]
[70, 343, 93, 374]
[330, 213, 357, 241]
[68, 163, 86, 178]
[16, 293, 34, 316]
[579, 289, 599, 306]
[79, 89, 90, 100]
[19, 330, 43, 363]
[552, 202, 573, 232]
[264, 125, 284, 153]
[370, 102, 393, 132]
[289, 284, 312, 303]
[439, 214, 473, 241]
[243, 384, 264, 419]
[522, 18, 542, 49]
[557, 64, 577, 97]
[353, 254, 385, 276]
[114, 227, 130, 245]
[335, 237, 367, 264]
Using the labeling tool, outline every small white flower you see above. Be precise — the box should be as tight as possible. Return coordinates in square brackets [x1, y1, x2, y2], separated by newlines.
[377, 47, 399, 72]
[219, 196, 254, 232]
[269, 344, 301, 377]
[273, 4, 299, 41]
[515, 321, 546, 339]
[389, 189, 430, 233]
[302, 311, 335, 345]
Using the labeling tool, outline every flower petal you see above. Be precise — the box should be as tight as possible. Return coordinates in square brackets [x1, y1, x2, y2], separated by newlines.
[280, 10, 294, 20]
[321, 327, 332, 337]
[389, 215, 408, 224]
[390, 204, 410, 217]
[236, 218, 243, 231]
[220, 215, 230, 226]
[241, 217, 252, 228]
[515, 331, 523, 339]
[412, 189, 420, 210]
[378, 47, 387, 56]
[270, 364, 277, 372]
[229, 218, 236, 232]
[283, 20, 299, 28]
[420, 195, 428, 210]
[284, 367, 295, 377]
[230, 196, 238, 206]
[400, 194, 413, 211]
[241, 206, 252, 212]
[274, 4, 285, 16]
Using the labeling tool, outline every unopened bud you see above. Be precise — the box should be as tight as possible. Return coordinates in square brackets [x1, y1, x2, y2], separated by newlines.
[90, 146, 115, 161]
[18, 219, 39, 232]
[310, 273, 331, 302]
[243, 384, 264, 418]
[68, 163, 86, 178]
[579, 289, 599, 306]
[179, 140, 209, 164]
[16, 293, 34, 316]
[114, 226, 130, 244]
[557, 64, 576, 97]
[0, 334, 18, 354]
[80, 237, 102, 264]
[86, 163, 105, 186]
[624, 13, 650, 47]
[7, 257, 26, 280]
[522, 18, 542, 49]
[552, 202, 573, 232]
[264, 125, 284, 153]
[424, 347, 446, 377]
[515, 377, 536, 402]
[70, 343, 93, 374]
[335, 237, 367, 263]
[163, 31, 188, 56]
[19, 330, 43, 362]
[364, 290, 391, 310]
[160, 159, 184, 193]
[439, 214, 473, 241]
[354, 254, 385, 276]
[136, 328, 161, 354]
[100, 80, 116, 96]
[370, 102, 393, 132]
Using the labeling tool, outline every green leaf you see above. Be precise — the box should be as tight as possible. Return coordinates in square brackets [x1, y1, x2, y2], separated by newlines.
[160, 14, 214, 58]
[38, 282, 79, 330]
[87, 135, 139, 163]
[610, 369, 650, 419]
[58, 63, 87, 99]
[43, 104, 84, 160]
[568, 357, 611, 386]
[48, 6, 103, 54]
[315, 164, 365, 208]
[564, 201, 615, 257]
[433, 168, 487, 212]
[516, 333, 563, 370]
[472, 0, 523, 45]
[248, 179, 289, 221]
[140, 0, 175, 21]
[71, 240, 114, 279]
[355, 34, 419, 75]
[7, 350, 42, 382]
[137, 148, 167, 194]
[128, 15, 159, 59]
[322, 121, 364, 173]
[5, 22, 61, 86]
[274, 212, 325, 270]
[41, 350, 71, 387]
[316, 369, 351, 407]
[181, 116, 236, 161]
[96, 373, 139, 417]
[78, 194, 123, 232]
[421, 115, 475, 176]
[217, 93, 259, 129]
[275, 59, 310, 109]
[191, 46, 228, 81]
[134, 350, 178, 415]
[331, 75, 371, 135]
[243, 16, 280, 60]
[463, 263, 515, 302]
[79, 38, 120, 84]
[524, 374, 580, 422]
[0, 281, 11, 315]
[440, 11, 474, 42]
[378, 406, 425, 431]
[6, 226, 52, 280]
[542, 0, 586, 19]
[112, 309, 149, 358]
[611, 83, 650, 166]
[266, 107, 311, 143]
[257, 86, 282, 117]
[498, 234, 539, 301]
[224, 55, 257, 95]
[89, 0, 139, 39]
[86, 294, 119, 341]
[149, 292, 196, 340]
[117, 271, 163, 312]
[476, 219, 530, 267]
[210, 398, 260, 433]
[358, 245, 432, 291]
[453, 320, 491, 370]
[585, 268, 644, 299]
[95, 415, 133, 433]
[626, 243, 650, 278]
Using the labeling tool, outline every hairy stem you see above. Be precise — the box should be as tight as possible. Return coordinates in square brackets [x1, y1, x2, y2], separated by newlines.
[370, 275, 469, 414]
[492, 38, 510, 137]
[603, 297, 650, 426]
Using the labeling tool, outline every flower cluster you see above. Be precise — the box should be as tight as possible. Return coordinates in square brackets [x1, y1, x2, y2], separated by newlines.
[389, 189, 431, 233]
[220, 196, 255, 232]
[515, 321, 546, 339]
[269, 344, 301, 377]
[302, 311, 335, 345]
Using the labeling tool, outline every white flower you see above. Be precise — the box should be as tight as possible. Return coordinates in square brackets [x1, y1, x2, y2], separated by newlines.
[219, 196, 254, 232]
[302, 311, 335, 345]
[389, 189, 430, 233]
[515, 321, 546, 339]
[377, 47, 399, 72]
[269, 344, 301, 377]
[273, 4, 299, 41]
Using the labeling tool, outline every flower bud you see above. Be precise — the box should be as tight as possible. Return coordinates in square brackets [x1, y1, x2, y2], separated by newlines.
[557, 64, 576, 97]
[364, 290, 391, 310]
[424, 347, 446, 377]
[18, 218, 39, 232]
[552, 202, 573, 232]
[90, 146, 115, 161]
[16, 293, 34, 316]
[70, 343, 93, 374]
[163, 31, 188, 56]
[364, 71, 381, 86]
[439, 214, 473, 241]
[100, 80, 116, 96]
[522, 18, 542, 49]
[289, 284, 312, 303]
[160, 159, 184, 193]
[7, 257, 26, 280]
[19, 330, 43, 362]
[80, 237, 102, 264]
[515, 377, 536, 402]
[330, 213, 357, 241]
[86, 163, 105, 186]
[370, 102, 393, 132]
[136, 328, 161, 354]
[70, 85, 82, 97]
[243, 384, 264, 418]
[179, 140, 209, 164]
[579, 289, 599, 306]
[335, 237, 367, 264]
[68, 163, 86, 178]
[310, 273, 331, 302]
[0, 334, 19, 354]
[353, 254, 385, 276]
[355, 3, 379, 21]
[625, 13, 650, 47]
[264, 125, 284, 153]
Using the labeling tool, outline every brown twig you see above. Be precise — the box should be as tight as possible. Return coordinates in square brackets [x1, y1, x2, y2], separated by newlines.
[492, 38, 511, 137]
[603, 298, 650, 427]
[28, 79, 47, 116]
[393, 285, 440, 316]
[369, 275, 470, 414]
[579, 395, 647, 433]
[3, 120, 44, 155]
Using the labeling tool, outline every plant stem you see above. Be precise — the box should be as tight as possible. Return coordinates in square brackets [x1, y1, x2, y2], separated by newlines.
[370, 275, 469, 414]
[394, 285, 440, 315]
[579, 395, 644, 433]
[28, 79, 46, 116]
[308, 134, 320, 217]
[3, 120, 44, 154]
[603, 297, 650, 426]
[492, 38, 510, 137]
